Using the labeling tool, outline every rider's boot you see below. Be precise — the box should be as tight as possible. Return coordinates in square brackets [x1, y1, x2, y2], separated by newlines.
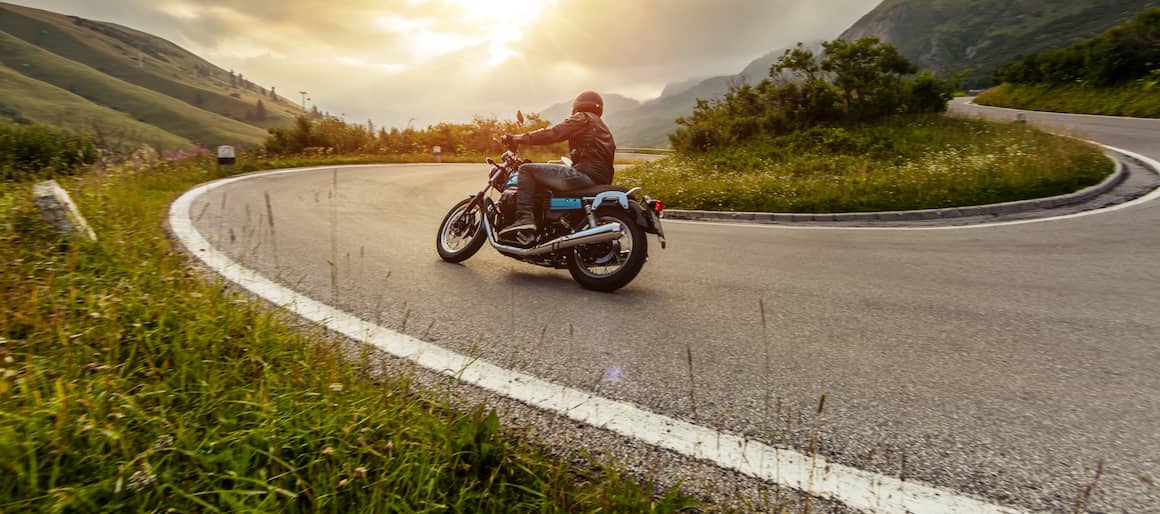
[499, 212, 536, 246]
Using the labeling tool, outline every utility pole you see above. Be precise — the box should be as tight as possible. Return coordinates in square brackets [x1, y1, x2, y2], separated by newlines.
[299, 91, 309, 111]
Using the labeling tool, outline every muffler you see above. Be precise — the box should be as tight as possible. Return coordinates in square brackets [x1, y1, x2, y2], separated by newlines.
[488, 223, 622, 257]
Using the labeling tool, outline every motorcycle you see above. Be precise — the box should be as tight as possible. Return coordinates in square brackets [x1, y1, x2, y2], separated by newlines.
[435, 144, 667, 292]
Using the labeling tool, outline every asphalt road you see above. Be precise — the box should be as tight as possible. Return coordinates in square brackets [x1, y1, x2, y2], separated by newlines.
[189, 109, 1160, 512]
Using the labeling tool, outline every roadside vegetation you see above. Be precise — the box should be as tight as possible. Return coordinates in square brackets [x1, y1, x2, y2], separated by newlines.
[265, 112, 568, 158]
[0, 123, 97, 181]
[619, 37, 1111, 213]
[0, 153, 696, 512]
[976, 8, 1160, 117]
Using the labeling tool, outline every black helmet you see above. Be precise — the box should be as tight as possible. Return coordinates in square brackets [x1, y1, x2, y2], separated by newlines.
[572, 91, 603, 117]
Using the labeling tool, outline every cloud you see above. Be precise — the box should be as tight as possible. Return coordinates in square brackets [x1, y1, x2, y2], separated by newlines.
[9, 0, 881, 127]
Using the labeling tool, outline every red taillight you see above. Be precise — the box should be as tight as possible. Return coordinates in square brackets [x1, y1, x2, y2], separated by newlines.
[652, 200, 665, 213]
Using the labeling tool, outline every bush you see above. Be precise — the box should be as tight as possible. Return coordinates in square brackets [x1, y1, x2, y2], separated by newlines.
[669, 38, 957, 153]
[0, 123, 97, 181]
[993, 8, 1160, 87]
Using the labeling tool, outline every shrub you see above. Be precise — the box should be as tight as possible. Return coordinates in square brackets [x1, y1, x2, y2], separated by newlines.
[0, 123, 97, 181]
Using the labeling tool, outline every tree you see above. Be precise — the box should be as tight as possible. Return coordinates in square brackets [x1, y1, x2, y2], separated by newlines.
[669, 37, 955, 153]
[255, 99, 267, 121]
[821, 37, 917, 120]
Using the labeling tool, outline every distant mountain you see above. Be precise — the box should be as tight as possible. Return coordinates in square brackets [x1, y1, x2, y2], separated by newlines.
[538, 93, 642, 124]
[600, 46, 806, 147]
[658, 76, 710, 99]
[840, 0, 1160, 88]
[0, 2, 306, 148]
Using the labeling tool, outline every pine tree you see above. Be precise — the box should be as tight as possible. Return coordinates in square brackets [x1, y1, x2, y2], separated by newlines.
[256, 99, 268, 121]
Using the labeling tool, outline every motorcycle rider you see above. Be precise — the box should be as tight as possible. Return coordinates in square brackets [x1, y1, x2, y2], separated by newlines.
[499, 90, 616, 243]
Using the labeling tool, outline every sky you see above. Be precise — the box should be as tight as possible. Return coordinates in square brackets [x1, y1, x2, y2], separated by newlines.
[10, 0, 882, 128]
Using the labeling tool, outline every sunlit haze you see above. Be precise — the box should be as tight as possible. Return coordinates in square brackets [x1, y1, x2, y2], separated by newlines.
[10, 0, 882, 128]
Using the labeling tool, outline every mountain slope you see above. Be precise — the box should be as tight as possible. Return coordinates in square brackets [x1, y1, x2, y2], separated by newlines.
[0, 64, 190, 151]
[0, 2, 304, 129]
[840, 0, 1160, 87]
[0, 31, 267, 147]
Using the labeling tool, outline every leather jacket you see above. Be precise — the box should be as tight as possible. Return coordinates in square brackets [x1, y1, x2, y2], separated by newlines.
[522, 112, 616, 184]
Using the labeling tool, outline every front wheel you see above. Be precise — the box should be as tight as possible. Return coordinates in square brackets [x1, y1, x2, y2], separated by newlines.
[567, 209, 648, 292]
[436, 197, 486, 263]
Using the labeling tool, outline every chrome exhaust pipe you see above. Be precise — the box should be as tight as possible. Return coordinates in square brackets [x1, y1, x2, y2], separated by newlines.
[487, 222, 622, 257]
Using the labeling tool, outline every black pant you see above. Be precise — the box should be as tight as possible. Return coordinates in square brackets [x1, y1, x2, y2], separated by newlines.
[515, 163, 595, 217]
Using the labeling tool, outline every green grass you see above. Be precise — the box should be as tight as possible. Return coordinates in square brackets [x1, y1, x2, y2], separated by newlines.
[618, 115, 1113, 213]
[0, 156, 697, 512]
[0, 66, 191, 153]
[974, 83, 1160, 118]
[0, 32, 267, 148]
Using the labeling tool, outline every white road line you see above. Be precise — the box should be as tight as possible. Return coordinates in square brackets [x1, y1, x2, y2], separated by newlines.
[170, 164, 1029, 514]
[666, 145, 1160, 231]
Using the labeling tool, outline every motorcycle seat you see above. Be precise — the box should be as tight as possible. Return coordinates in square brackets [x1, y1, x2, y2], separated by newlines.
[560, 184, 630, 197]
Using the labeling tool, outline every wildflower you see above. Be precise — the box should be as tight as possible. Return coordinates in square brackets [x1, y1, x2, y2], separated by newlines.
[336, 478, 350, 490]
[353, 467, 367, 479]
[127, 469, 157, 492]
[321, 447, 335, 458]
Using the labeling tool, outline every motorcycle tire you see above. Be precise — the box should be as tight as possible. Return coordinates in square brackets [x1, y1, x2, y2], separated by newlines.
[436, 197, 486, 263]
[567, 208, 647, 292]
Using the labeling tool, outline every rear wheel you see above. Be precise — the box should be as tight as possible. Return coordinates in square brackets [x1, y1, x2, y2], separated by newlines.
[567, 209, 647, 292]
[436, 197, 486, 263]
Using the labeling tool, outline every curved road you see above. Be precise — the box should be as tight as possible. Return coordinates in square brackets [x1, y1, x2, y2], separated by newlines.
[184, 105, 1160, 512]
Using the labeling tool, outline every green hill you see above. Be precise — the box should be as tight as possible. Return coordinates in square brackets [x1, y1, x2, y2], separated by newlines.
[0, 65, 190, 151]
[0, 1, 307, 149]
[0, 31, 266, 147]
[840, 0, 1160, 88]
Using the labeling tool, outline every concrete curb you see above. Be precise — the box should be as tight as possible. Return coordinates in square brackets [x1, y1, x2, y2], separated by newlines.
[32, 180, 97, 241]
[664, 150, 1128, 224]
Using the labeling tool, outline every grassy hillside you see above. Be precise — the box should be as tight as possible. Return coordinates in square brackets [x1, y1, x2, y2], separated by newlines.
[840, 0, 1159, 88]
[975, 82, 1160, 118]
[975, 8, 1160, 117]
[0, 66, 190, 152]
[0, 31, 267, 147]
[0, 2, 303, 130]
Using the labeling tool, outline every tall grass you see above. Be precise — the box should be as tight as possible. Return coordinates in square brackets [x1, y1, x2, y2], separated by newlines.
[0, 123, 96, 181]
[0, 157, 695, 512]
[618, 115, 1112, 213]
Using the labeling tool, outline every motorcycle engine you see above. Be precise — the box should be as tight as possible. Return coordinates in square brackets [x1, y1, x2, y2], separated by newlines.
[497, 186, 519, 229]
